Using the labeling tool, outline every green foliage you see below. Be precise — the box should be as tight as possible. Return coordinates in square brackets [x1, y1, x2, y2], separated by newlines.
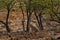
[0, 0, 60, 19]
[0, 0, 14, 9]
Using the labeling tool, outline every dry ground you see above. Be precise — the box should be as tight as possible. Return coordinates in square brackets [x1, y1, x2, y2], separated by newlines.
[0, 10, 60, 40]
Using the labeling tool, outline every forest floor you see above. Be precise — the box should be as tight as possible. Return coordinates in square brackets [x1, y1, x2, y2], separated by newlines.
[0, 31, 60, 40]
[0, 10, 60, 40]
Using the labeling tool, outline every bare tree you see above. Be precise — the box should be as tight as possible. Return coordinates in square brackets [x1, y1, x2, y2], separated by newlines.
[0, 0, 15, 33]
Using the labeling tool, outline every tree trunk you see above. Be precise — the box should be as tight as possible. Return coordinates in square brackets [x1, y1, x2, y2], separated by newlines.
[5, 8, 10, 33]
[26, 11, 32, 32]
[38, 13, 43, 31]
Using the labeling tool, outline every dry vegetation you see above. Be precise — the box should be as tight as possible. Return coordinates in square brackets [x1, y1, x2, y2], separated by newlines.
[0, 10, 60, 40]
